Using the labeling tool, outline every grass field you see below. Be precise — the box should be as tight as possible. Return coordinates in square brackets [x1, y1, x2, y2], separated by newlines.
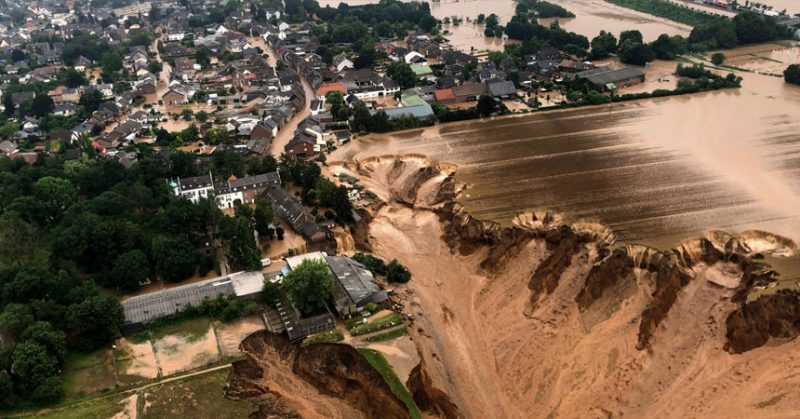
[363, 327, 408, 343]
[61, 350, 117, 397]
[357, 348, 422, 419]
[301, 329, 344, 347]
[26, 395, 129, 419]
[140, 369, 255, 418]
[350, 313, 403, 336]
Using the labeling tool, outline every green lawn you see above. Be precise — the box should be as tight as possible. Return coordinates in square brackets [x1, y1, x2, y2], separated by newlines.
[357, 349, 422, 419]
[301, 329, 344, 347]
[141, 368, 255, 418]
[350, 313, 403, 336]
[61, 350, 117, 397]
[364, 327, 408, 343]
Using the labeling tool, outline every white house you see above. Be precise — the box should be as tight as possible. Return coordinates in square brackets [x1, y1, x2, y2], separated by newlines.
[333, 55, 354, 72]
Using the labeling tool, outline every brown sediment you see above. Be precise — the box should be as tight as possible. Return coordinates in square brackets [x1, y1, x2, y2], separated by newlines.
[226, 331, 409, 419]
[230, 154, 800, 418]
[407, 362, 462, 419]
[725, 290, 800, 353]
[349, 155, 800, 418]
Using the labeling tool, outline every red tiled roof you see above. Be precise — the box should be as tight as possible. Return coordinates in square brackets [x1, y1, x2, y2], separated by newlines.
[316, 82, 347, 98]
[435, 88, 455, 101]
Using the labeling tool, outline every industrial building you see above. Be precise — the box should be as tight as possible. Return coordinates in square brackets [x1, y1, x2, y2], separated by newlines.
[576, 67, 646, 91]
[121, 271, 264, 333]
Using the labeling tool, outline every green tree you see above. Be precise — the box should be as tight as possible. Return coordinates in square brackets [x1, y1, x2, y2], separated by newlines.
[30, 95, 55, 118]
[100, 50, 123, 74]
[282, 259, 333, 314]
[67, 296, 124, 351]
[618, 40, 655, 66]
[386, 259, 411, 283]
[20, 322, 67, 364]
[0, 304, 34, 338]
[110, 250, 149, 291]
[10, 341, 58, 394]
[618, 30, 643, 47]
[477, 94, 497, 116]
[0, 370, 14, 408]
[253, 196, 274, 236]
[650, 34, 687, 60]
[33, 177, 76, 224]
[785, 64, 800, 85]
[261, 278, 280, 306]
[78, 89, 103, 113]
[3, 93, 14, 116]
[711, 52, 725, 66]
[386, 61, 417, 89]
[152, 236, 197, 281]
[225, 216, 261, 271]
[590, 30, 617, 59]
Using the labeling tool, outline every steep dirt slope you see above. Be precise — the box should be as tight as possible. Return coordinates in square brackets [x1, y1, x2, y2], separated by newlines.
[226, 332, 409, 419]
[351, 156, 800, 419]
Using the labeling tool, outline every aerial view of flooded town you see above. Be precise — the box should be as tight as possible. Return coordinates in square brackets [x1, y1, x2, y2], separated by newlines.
[0, 0, 799, 417]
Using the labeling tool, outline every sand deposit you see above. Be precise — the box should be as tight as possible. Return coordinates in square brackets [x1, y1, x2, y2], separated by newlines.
[215, 315, 267, 356]
[115, 338, 159, 383]
[153, 326, 220, 376]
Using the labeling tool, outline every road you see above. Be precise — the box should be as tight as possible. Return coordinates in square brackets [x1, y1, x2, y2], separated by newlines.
[247, 35, 316, 155]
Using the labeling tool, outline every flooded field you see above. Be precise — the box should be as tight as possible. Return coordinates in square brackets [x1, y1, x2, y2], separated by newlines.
[320, 0, 689, 48]
[543, 0, 691, 40]
[338, 56, 800, 249]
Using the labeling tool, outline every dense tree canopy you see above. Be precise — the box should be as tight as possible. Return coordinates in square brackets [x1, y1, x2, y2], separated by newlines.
[590, 31, 617, 59]
[282, 259, 334, 315]
[785, 64, 800, 85]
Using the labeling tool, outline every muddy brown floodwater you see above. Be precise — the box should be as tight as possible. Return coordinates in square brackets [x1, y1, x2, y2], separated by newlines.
[320, 0, 690, 44]
[337, 67, 800, 249]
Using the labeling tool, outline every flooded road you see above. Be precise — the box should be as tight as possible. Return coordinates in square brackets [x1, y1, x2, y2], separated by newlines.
[337, 53, 800, 248]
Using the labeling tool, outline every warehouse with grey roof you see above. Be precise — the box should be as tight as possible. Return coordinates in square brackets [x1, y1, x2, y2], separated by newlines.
[576, 66, 645, 91]
[121, 271, 264, 332]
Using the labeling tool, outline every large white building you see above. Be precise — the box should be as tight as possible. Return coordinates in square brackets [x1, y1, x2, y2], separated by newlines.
[171, 172, 281, 208]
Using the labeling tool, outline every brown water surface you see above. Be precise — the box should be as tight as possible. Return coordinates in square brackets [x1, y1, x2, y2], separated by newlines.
[339, 66, 800, 249]
[319, 0, 690, 46]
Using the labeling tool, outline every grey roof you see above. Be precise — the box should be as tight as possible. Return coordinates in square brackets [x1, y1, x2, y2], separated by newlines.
[178, 174, 213, 191]
[264, 185, 310, 228]
[122, 277, 236, 325]
[325, 256, 388, 315]
[376, 103, 434, 120]
[274, 291, 336, 342]
[225, 172, 280, 190]
[576, 67, 645, 86]
[488, 80, 516, 98]
[122, 271, 265, 325]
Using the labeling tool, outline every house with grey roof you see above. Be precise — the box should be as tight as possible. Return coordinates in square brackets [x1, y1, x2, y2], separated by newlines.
[325, 255, 388, 317]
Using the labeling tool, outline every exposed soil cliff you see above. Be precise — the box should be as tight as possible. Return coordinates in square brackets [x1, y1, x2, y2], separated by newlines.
[226, 331, 409, 419]
[407, 362, 462, 419]
[348, 155, 800, 419]
[725, 290, 800, 353]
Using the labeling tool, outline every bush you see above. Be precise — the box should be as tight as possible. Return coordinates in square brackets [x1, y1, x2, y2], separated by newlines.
[785, 64, 800, 85]
[352, 253, 387, 276]
[386, 260, 412, 283]
[711, 52, 725, 66]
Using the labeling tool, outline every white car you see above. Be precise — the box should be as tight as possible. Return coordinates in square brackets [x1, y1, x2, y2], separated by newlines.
[261, 258, 272, 267]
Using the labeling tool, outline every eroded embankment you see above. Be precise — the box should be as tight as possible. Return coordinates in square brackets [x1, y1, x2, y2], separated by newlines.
[226, 331, 409, 419]
[349, 155, 800, 419]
